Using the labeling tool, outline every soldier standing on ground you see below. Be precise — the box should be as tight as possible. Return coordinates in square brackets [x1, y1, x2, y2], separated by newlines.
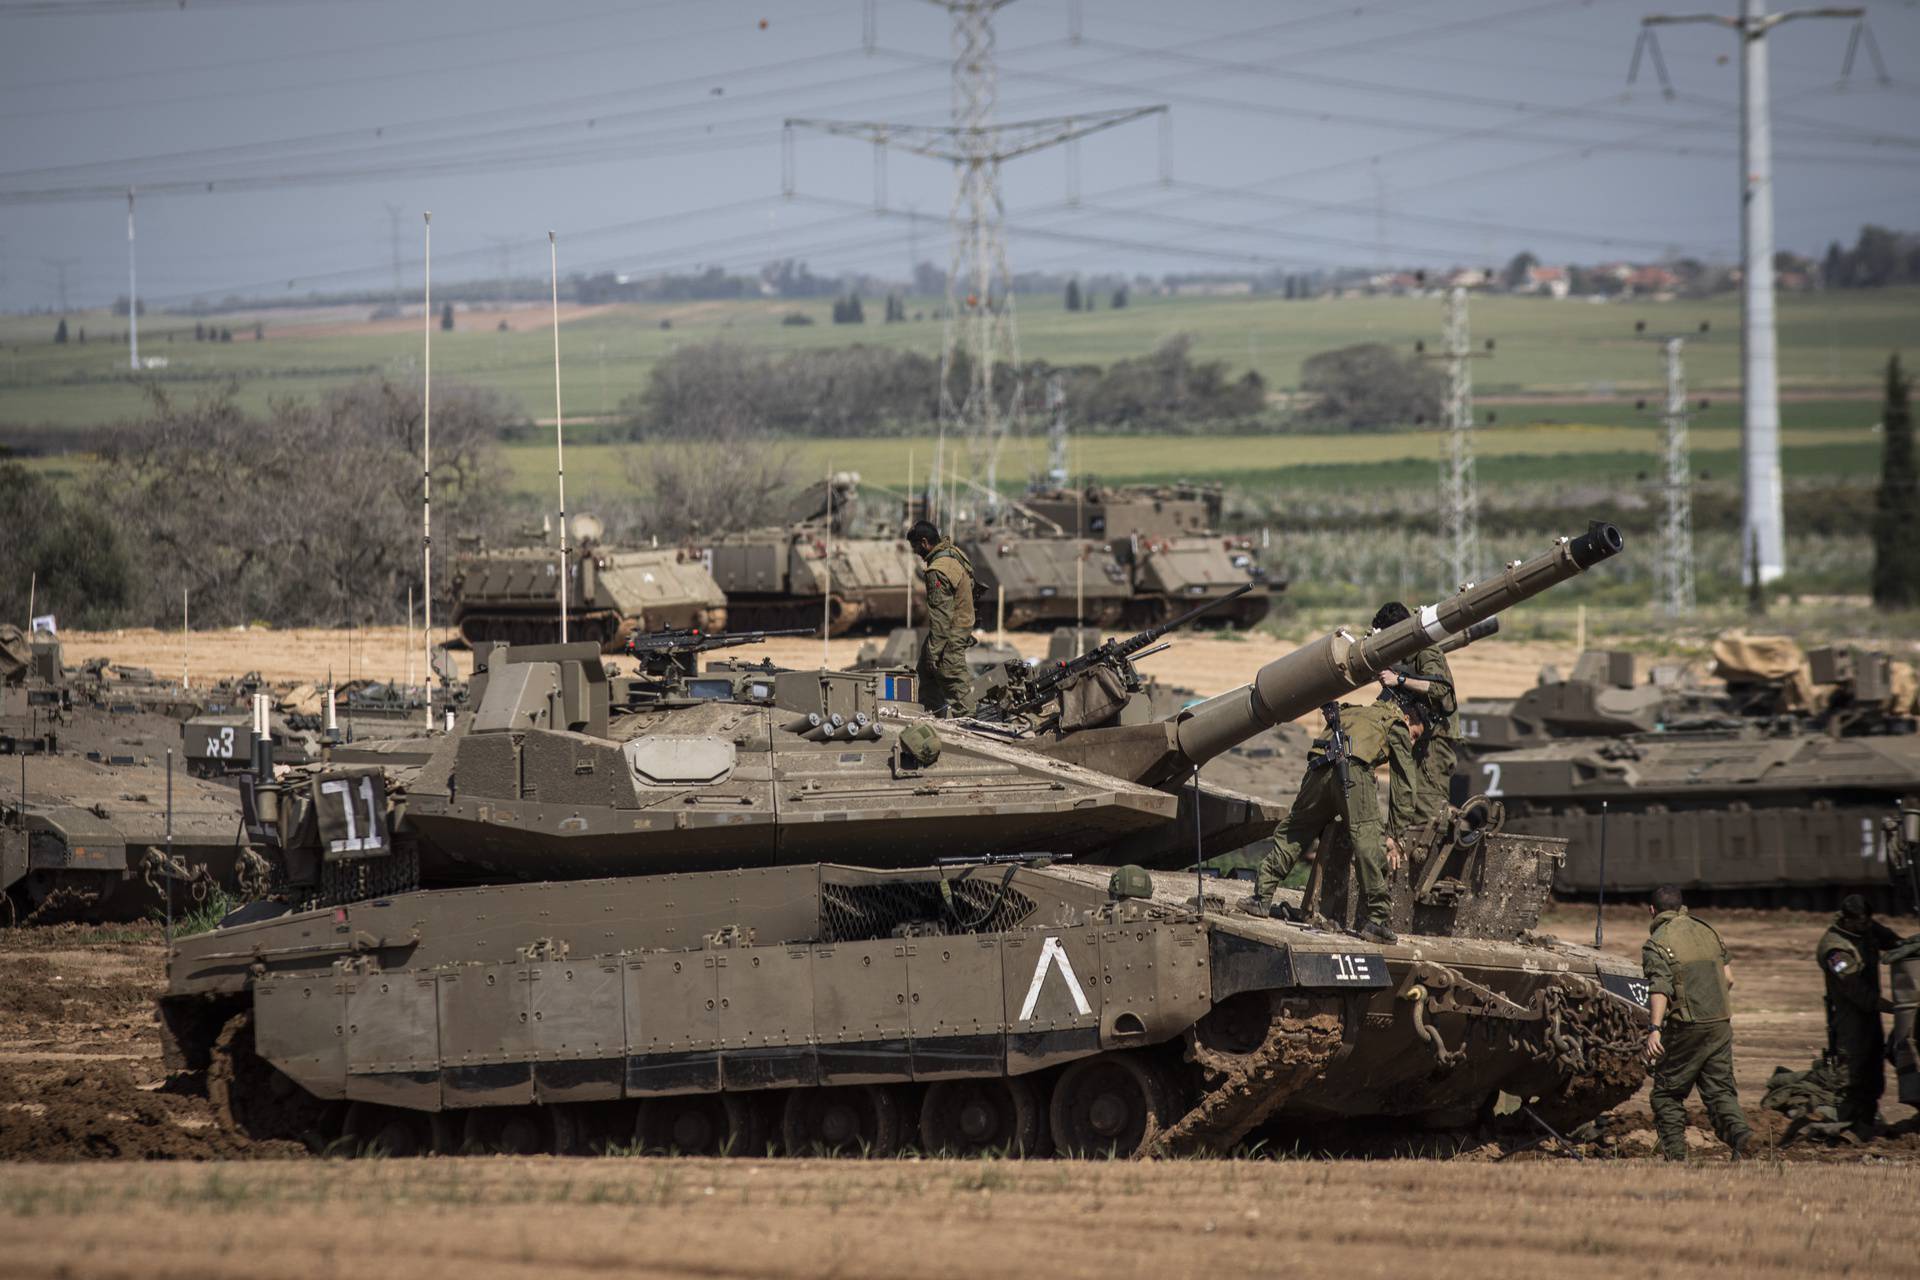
[1817, 893, 1903, 1139]
[1369, 602, 1457, 826]
[1642, 884, 1757, 1160]
[907, 520, 977, 716]
[1244, 696, 1425, 944]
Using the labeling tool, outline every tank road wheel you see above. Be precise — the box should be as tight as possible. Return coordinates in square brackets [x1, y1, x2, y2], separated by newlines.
[636, 1094, 765, 1157]
[463, 1105, 578, 1155]
[341, 1102, 428, 1158]
[1048, 1054, 1172, 1158]
[918, 1077, 1043, 1156]
[208, 1011, 326, 1146]
[781, 1085, 902, 1157]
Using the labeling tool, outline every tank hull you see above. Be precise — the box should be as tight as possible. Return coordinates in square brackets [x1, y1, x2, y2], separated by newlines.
[160, 861, 1646, 1157]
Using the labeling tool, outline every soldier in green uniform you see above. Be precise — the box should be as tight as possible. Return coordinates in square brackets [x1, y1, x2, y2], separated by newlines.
[907, 520, 977, 716]
[1642, 884, 1756, 1160]
[1245, 696, 1425, 944]
[1817, 893, 1904, 1138]
[1369, 601, 1457, 826]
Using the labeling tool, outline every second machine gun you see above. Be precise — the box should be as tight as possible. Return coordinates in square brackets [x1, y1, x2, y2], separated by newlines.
[973, 583, 1255, 725]
[625, 625, 815, 679]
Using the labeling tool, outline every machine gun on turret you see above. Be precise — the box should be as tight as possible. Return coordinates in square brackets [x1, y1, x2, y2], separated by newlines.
[973, 583, 1255, 725]
[625, 626, 814, 678]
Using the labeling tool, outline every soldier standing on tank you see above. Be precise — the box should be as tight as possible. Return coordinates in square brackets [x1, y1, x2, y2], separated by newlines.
[1244, 696, 1425, 944]
[907, 519, 977, 716]
[1369, 601, 1457, 826]
[1642, 884, 1757, 1160]
[1817, 893, 1903, 1139]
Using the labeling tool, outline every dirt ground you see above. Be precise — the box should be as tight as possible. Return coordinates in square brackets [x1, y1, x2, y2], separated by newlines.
[0, 1155, 1914, 1280]
[56, 625, 1578, 707]
[1, 906, 1915, 1276]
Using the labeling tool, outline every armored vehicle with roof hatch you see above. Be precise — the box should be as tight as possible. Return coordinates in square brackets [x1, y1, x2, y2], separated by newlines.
[1022, 482, 1276, 628]
[699, 473, 920, 636]
[451, 516, 727, 652]
[1457, 639, 1920, 908]
[156, 524, 1649, 1159]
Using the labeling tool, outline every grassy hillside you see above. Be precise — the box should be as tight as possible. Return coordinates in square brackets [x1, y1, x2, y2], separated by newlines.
[2, 286, 1913, 431]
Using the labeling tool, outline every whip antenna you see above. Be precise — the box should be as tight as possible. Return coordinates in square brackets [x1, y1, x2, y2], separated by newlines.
[549, 230, 570, 645]
[421, 211, 434, 732]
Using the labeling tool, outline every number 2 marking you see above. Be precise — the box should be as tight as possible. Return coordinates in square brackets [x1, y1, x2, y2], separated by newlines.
[1481, 761, 1503, 797]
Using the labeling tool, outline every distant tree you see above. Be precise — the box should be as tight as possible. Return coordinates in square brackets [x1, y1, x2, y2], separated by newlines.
[53, 318, 67, 344]
[1872, 354, 1920, 609]
[1823, 240, 1849, 288]
[440, 301, 455, 331]
[254, 322, 265, 341]
[780, 312, 815, 327]
[1502, 251, 1538, 291]
[496, 319, 508, 333]
[831, 294, 864, 325]
[659, 318, 672, 330]
[195, 322, 207, 342]
[220, 328, 233, 343]
[76, 327, 85, 344]
[1111, 284, 1129, 309]
[0, 459, 130, 628]
[1065, 279, 1082, 312]
[1297, 342, 1445, 431]
[111, 296, 145, 317]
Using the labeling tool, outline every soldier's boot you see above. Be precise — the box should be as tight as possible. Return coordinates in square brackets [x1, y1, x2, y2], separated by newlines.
[1237, 895, 1272, 918]
[1358, 919, 1398, 944]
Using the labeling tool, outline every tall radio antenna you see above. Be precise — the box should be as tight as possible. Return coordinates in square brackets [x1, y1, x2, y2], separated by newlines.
[549, 230, 571, 645]
[421, 211, 434, 733]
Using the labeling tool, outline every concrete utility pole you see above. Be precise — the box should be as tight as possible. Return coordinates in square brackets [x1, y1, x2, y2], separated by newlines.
[126, 188, 138, 370]
[384, 203, 404, 313]
[1419, 287, 1493, 588]
[1633, 2, 1880, 585]
[785, 0, 1166, 519]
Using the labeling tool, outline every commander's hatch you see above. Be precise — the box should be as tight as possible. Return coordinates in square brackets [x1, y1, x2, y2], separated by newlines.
[471, 642, 609, 739]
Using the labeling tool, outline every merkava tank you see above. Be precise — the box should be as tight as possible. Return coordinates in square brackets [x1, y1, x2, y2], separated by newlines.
[701, 473, 919, 636]
[1, 634, 256, 923]
[157, 524, 1649, 1159]
[451, 516, 727, 652]
[1022, 482, 1277, 629]
[1456, 636, 1920, 909]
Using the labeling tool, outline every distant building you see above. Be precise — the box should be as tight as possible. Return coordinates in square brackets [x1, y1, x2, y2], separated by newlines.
[1518, 265, 1570, 299]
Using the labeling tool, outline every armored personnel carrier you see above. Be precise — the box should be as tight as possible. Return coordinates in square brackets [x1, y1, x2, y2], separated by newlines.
[1457, 640, 1920, 908]
[451, 517, 727, 652]
[701, 474, 918, 636]
[157, 525, 1648, 1158]
[1022, 482, 1276, 628]
[959, 531, 1132, 631]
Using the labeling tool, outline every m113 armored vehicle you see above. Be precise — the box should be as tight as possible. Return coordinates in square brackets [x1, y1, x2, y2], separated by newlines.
[1456, 639, 1920, 908]
[1022, 482, 1276, 628]
[700, 473, 919, 636]
[451, 516, 727, 652]
[159, 525, 1647, 1158]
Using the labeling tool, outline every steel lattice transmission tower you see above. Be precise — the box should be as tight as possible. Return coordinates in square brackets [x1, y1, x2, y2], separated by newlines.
[786, 0, 1165, 512]
[1656, 336, 1698, 615]
[1418, 286, 1493, 588]
[1631, 1, 1886, 585]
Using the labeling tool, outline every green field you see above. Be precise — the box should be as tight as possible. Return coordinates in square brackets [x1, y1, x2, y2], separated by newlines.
[2, 286, 1914, 431]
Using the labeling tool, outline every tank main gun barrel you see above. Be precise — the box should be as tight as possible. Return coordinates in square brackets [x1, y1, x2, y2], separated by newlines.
[1169, 523, 1622, 776]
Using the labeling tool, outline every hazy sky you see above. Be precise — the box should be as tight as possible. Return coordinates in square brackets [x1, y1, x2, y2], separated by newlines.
[2, 0, 1917, 312]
